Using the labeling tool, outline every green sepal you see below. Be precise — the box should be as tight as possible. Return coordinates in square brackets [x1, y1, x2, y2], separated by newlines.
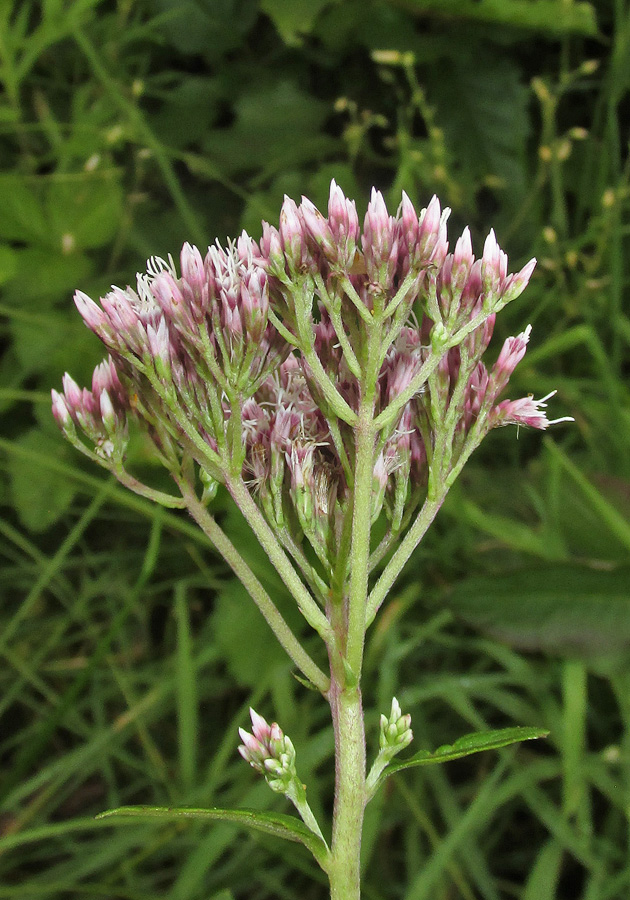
[374, 726, 548, 791]
[96, 805, 329, 869]
[341, 657, 359, 689]
[292, 671, 323, 692]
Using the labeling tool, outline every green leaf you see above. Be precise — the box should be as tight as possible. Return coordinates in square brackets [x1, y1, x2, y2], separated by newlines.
[8, 429, 77, 532]
[10, 309, 99, 382]
[96, 806, 329, 868]
[0, 175, 48, 243]
[153, 0, 258, 59]
[446, 565, 630, 658]
[202, 82, 336, 179]
[45, 175, 123, 251]
[0, 245, 18, 286]
[3, 248, 93, 308]
[428, 53, 529, 201]
[384, 726, 548, 780]
[211, 578, 290, 689]
[261, 0, 339, 44]
[152, 76, 223, 148]
[394, 0, 597, 36]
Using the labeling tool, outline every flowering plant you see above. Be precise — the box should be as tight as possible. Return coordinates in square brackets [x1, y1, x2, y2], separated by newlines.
[52, 182, 567, 899]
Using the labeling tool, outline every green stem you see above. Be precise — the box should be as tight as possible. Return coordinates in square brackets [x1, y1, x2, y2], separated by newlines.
[327, 679, 366, 900]
[179, 480, 330, 694]
[366, 493, 445, 628]
[345, 316, 380, 678]
[326, 323, 381, 899]
[227, 476, 335, 645]
[345, 413, 376, 678]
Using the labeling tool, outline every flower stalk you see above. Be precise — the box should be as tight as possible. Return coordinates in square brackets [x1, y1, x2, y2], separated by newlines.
[53, 180, 570, 899]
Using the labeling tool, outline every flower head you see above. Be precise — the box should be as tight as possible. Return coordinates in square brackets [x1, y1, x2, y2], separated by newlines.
[53, 180, 569, 542]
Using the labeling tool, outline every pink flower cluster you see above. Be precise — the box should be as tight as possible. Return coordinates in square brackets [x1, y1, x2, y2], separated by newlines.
[53, 181, 566, 550]
[52, 358, 127, 461]
[238, 708, 298, 794]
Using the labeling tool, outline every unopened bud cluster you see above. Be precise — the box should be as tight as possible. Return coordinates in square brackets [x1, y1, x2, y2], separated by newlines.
[379, 697, 413, 758]
[365, 697, 413, 798]
[238, 708, 299, 795]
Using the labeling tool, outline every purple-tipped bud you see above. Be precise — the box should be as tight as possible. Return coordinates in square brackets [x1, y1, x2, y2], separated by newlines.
[180, 242, 205, 295]
[241, 268, 269, 342]
[61, 372, 82, 411]
[481, 229, 508, 296]
[417, 195, 444, 262]
[237, 708, 298, 795]
[492, 324, 531, 392]
[362, 188, 398, 284]
[280, 196, 307, 267]
[501, 257, 537, 304]
[299, 195, 334, 257]
[74, 290, 109, 338]
[429, 208, 450, 269]
[451, 227, 474, 293]
[260, 221, 284, 263]
[147, 317, 171, 376]
[400, 192, 419, 244]
[365, 188, 389, 235]
[327, 179, 359, 267]
[51, 389, 72, 430]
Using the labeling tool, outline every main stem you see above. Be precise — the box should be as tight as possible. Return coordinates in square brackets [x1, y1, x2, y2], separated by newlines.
[327, 323, 379, 899]
[328, 674, 366, 900]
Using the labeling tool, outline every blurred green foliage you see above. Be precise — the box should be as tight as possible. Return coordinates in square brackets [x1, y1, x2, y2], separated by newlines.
[1, 0, 630, 898]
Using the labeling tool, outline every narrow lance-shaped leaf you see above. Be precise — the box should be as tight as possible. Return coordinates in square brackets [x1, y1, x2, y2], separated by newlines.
[96, 806, 329, 869]
[374, 726, 548, 792]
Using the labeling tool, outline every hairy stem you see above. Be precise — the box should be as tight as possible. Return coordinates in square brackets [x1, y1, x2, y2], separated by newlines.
[366, 493, 445, 628]
[179, 480, 330, 693]
[227, 476, 335, 645]
[327, 677, 366, 900]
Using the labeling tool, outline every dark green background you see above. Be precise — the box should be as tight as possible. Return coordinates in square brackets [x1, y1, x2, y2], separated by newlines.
[1, 2, 629, 898]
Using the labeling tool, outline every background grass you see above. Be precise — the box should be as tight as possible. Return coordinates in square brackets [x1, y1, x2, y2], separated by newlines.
[1, 1, 629, 898]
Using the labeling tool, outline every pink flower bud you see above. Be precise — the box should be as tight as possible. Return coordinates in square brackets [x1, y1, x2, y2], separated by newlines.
[399, 191, 419, 245]
[481, 229, 508, 296]
[492, 324, 531, 392]
[51, 389, 72, 429]
[362, 188, 398, 283]
[74, 290, 110, 338]
[62, 372, 82, 411]
[241, 268, 269, 342]
[99, 389, 116, 432]
[146, 317, 171, 373]
[417, 195, 445, 262]
[260, 221, 284, 262]
[327, 179, 359, 266]
[451, 227, 474, 292]
[280, 196, 307, 266]
[501, 257, 537, 304]
[180, 242, 205, 295]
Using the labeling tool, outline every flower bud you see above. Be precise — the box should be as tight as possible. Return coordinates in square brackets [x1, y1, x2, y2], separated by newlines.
[280, 196, 307, 268]
[379, 697, 413, 754]
[238, 708, 299, 795]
